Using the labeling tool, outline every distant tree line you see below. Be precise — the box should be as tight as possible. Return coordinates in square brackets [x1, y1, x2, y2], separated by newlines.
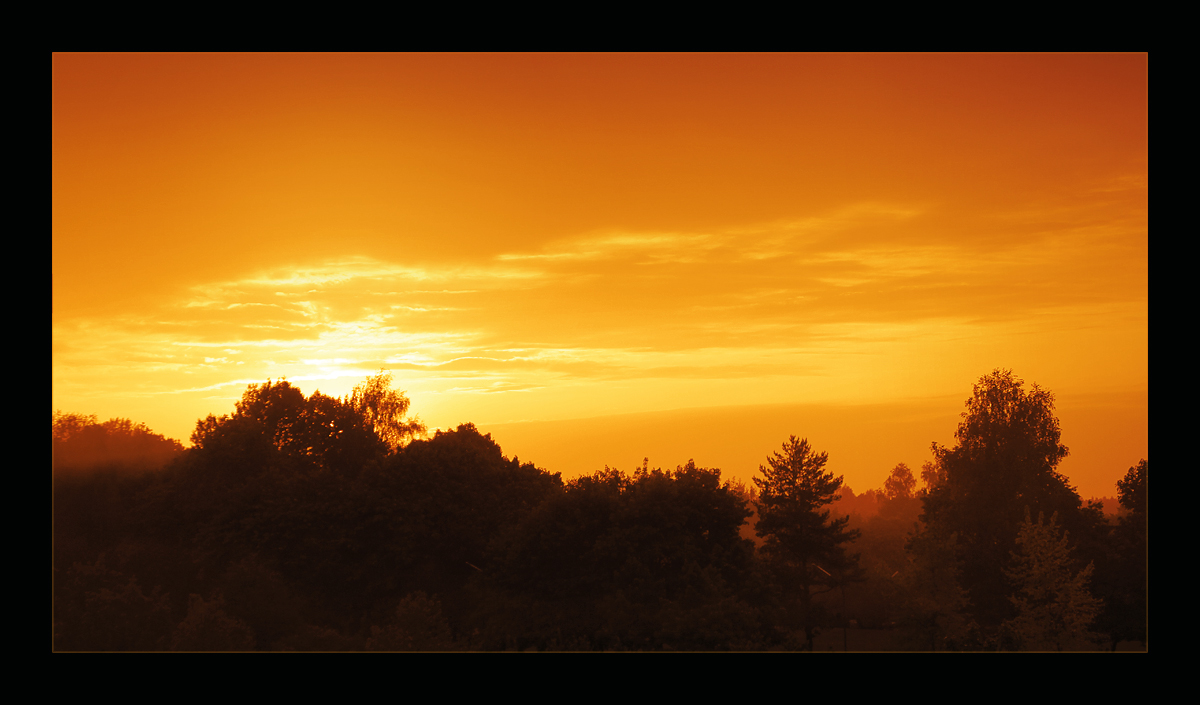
[52, 370, 1147, 650]
[53, 412, 183, 476]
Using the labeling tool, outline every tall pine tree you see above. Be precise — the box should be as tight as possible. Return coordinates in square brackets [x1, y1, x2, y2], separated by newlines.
[754, 436, 860, 650]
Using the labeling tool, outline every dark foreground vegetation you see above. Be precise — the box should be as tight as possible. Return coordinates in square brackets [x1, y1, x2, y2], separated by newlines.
[52, 370, 1147, 651]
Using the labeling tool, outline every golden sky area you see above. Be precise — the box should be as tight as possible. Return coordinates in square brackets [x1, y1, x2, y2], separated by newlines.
[52, 53, 1147, 498]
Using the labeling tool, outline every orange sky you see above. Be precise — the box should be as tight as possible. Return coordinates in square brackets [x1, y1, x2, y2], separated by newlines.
[52, 53, 1147, 498]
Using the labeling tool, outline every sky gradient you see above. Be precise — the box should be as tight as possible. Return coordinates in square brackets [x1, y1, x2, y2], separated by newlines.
[52, 53, 1147, 498]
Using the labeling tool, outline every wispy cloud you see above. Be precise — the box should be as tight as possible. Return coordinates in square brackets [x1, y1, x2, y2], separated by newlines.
[54, 197, 1146, 436]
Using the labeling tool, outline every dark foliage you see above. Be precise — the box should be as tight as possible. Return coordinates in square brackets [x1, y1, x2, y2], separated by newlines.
[1091, 459, 1147, 648]
[480, 461, 767, 650]
[754, 436, 862, 650]
[53, 371, 1145, 650]
[921, 369, 1090, 628]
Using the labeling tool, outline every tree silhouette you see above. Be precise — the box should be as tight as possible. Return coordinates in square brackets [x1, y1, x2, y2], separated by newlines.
[884, 462, 917, 500]
[348, 370, 426, 452]
[1117, 459, 1147, 517]
[919, 458, 946, 494]
[187, 375, 417, 476]
[1096, 459, 1147, 649]
[754, 436, 860, 650]
[921, 369, 1085, 628]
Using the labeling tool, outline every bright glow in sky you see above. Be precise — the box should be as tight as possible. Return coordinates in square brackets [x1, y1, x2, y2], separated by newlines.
[53, 53, 1147, 498]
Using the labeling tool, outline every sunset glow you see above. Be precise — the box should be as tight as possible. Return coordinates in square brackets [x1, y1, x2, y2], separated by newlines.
[53, 53, 1147, 498]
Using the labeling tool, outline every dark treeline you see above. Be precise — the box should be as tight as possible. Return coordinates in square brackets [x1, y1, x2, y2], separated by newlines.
[52, 370, 1147, 651]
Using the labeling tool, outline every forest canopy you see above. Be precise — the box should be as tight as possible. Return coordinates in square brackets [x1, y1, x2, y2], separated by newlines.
[52, 370, 1146, 651]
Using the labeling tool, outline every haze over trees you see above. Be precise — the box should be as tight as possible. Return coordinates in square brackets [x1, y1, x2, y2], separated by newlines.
[53, 369, 1146, 650]
[884, 463, 917, 500]
[53, 412, 183, 476]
